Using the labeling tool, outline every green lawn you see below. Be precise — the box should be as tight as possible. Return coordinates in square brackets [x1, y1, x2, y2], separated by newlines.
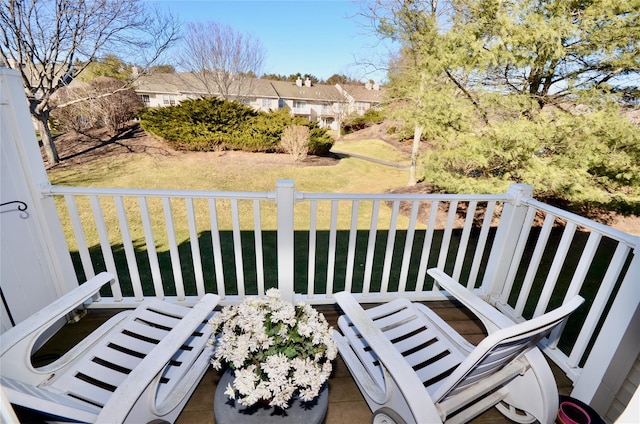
[332, 139, 412, 165]
[48, 145, 410, 193]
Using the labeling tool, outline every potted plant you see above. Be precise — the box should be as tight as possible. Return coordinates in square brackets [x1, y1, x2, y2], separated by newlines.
[208, 288, 338, 409]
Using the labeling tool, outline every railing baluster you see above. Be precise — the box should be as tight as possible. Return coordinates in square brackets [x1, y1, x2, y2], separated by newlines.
[416, 200, 439, 293]
[568, 243, 631, 367]
[162, 197, 185, 300]
[437, 201, 458, 272]
[453, 201, 476, 284]
[533, 221, 577, 317]
[64, 195, 95, 280]
[468, 201, 496, 289]
[515, 212, 555, 316]
[547, 231, 603, 349]
[307, 200, 318, 298]
[344, 200, 359, 294]
[138, 197, 164, 298]
[231, 199, 245, 298]
[208, 199, 226, 299]
[398, 200, 419, 294]
[362, 201, 380, 296]
[325, 200, 339, 296]
[186, 198, 205, 297]
[114, 196, 143, 301]
[253, 199, 265, 296]
[89, 195, 122, 301]
[381, 200, 400, 294]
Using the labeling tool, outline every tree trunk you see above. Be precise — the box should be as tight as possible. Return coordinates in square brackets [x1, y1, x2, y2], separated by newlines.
[408, 124, 423, 186]
[36, 112, 59, 165]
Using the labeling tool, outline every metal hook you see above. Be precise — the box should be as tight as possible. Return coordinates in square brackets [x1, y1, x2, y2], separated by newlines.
[0, 200, 29, 218]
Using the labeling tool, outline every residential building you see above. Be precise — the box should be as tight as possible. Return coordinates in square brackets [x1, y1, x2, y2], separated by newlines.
[336, 81, 384, 116]
[133, 73, 383, 130]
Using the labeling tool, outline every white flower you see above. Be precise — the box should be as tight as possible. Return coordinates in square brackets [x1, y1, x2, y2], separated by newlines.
[209, 289, 336, 408]
[224, 383, 236, 399]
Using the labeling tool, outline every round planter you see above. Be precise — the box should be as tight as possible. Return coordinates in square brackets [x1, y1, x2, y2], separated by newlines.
[557, 395, 604, 424]
[213, 368, 329, 424]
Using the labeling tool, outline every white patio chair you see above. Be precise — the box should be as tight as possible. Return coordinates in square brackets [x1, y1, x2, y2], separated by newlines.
[0, 272, 219, 423]
[333, 268, 584, 424]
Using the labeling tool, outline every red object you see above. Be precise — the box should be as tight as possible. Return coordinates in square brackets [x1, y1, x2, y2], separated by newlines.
[557, 401, 592, 424]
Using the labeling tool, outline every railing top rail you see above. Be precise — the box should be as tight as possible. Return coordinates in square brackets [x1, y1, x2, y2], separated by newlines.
[297, 192, 509, 202]
[44, 185, 276, 201]
[523, 198, 639, 249]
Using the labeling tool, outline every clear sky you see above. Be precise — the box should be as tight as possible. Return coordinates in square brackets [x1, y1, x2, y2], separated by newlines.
[153, 0, 392, 83]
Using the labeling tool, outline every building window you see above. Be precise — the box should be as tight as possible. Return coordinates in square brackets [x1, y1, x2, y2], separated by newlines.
[356, 101, 368, 112]
[139, 94, 150, 106]
[261, 98, 272, 108]
[163, 95, 176, 106]
[293, 100, 306, 109]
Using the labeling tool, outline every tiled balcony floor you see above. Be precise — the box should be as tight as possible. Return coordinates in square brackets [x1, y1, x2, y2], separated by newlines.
[25, 299, 573, 423]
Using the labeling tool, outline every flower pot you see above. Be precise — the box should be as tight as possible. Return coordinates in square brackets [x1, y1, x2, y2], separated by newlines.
[213, 369, 329, 424]
[557, 396, 604, 424]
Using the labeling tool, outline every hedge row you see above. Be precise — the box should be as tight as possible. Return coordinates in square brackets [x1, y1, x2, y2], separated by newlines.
[139, 98, 334, 155]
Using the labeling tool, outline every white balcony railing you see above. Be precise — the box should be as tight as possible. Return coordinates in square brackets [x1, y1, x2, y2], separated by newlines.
[44, 180, 639, 405]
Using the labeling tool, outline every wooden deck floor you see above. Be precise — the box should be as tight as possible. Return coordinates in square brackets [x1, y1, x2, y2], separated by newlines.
[24, 299, 573, 423]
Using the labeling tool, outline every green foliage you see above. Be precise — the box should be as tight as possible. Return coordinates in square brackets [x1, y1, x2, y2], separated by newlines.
[140, 98, 257, 151]
[77, 55, 133, 82]
[140, 98, 334, 154]
[421, 106, 640, 213]
[307, 124, 334, 155]
[371, 0, 640, 213]
[447, 0, 640, 107]
[342, 108, 385, 134]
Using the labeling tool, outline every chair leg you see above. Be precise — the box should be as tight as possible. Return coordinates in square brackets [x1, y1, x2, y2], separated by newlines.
[373, 407, 408, 424]
[497, 350, 559, 424]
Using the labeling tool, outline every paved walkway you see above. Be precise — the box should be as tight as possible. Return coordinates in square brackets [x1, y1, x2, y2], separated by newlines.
[331, 149, 410, 169]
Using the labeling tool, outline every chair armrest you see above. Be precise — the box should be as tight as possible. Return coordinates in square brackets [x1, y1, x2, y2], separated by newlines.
[0, 273, 115, 366]
[427, 268, 514, 333]
[335, 292, 443, 423]
[332, 328, 389, 405]
[96, 293, 220, 424]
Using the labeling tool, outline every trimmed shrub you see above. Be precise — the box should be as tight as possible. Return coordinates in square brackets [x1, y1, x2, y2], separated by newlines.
[140, 98, 257, 150]
[341, 108, 385, 134]
[140, 98, 335, 154]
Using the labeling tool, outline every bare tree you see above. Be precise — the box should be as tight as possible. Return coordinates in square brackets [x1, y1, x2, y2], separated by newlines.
[281, 125, 309, 162]
[179, 21, 265, 100]
[0, 0, 179, 164]
[52, 77, 143, 136]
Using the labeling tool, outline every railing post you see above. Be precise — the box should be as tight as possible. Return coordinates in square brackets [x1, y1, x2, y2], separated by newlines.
[276, 180, 296, 303]
[480, 183, 533, 300]
[571, 245, 640, 418]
